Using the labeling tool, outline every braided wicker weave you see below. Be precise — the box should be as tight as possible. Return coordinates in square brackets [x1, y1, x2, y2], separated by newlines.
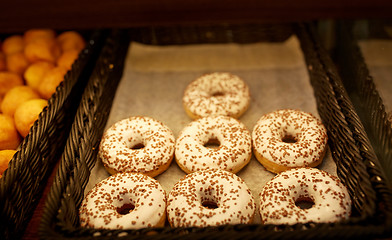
[39, 23, 392, 240]
[0, 30, 107, 240]
[335, 21, 392, 186]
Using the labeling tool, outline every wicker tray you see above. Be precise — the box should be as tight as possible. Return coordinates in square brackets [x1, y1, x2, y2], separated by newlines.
[39, 23, 392, 240]
[0, 29, 109, 239]
[335, 20, 392, 186]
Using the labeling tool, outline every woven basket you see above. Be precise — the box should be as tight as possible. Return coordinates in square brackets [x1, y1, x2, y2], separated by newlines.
[0, 30, 108, 240]
[335, 20, 392, 186]
[39, 23, 392, 240]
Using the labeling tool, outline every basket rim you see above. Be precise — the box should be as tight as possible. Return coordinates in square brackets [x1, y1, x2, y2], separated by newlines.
[335, 20, 392, 185]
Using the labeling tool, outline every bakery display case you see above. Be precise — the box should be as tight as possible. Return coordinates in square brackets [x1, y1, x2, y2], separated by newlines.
[36, 23, 391, 239]
[0, 2, 392, 240]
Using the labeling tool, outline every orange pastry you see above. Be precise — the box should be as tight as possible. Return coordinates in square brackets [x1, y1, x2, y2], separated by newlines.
[0, 149, 17, 177]
[38, 66, 68, 99]
[1, 86, 40, 117]
[14, 98, 47, 137]
[0, 52, 6, 71]
[57, 31, 85, 52]
[2, 35, 24, 55]
[56, 49, 79, 70]
[24, 61, 55, 91]
[6, 52, 29, 75]
[0, 114, 21, 150]
[0, 71, 24, 96]
[24, 37, 61, 63]
[23, 29, 56, 45]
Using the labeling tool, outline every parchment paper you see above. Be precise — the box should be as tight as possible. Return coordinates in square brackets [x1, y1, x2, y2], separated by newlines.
[86, 36, 336, 224]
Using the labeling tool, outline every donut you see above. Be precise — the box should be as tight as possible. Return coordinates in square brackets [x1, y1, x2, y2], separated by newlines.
[79, 172, 166, 230]
[182, 72, 250, 119]
[252, 109, 328, 173]
[99, 116, 175, 177]
[259, 167, 351, 224]
[175, 115, 252, 174]
[167, 169, 255, 227]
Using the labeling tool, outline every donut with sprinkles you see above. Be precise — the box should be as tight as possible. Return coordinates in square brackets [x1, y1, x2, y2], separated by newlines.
[99, 116, 175, 177]
[182, 72, 251, 119]
[175, 115, 252, 174]
[252, 109, 328, 173]
[79, 172, 166, 229]
[259, 167, 351, 224]
[167, 169, 256, 227]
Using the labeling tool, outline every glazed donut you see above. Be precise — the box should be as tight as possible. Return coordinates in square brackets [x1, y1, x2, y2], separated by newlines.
[252, 109, 328, 173]
[99, 116, 175, 177]
[259, 167, 351, 224]
[79, 172, 166, 229]
[167, 169, 255, 227]
[175, 115, 252, 174]
[182, 72, 250, 119]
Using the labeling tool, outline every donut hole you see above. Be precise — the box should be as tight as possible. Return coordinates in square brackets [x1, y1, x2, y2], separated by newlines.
[130, 142, 145, 150]
[116, 202, 135, 215]
[202, 200, 219, 209]
[200, 189, 219, 209]
[282, 134, 298, 144]
[295, 196, 315, 210]
[203, 137, 221, 149]
[211, 91, 225, 97]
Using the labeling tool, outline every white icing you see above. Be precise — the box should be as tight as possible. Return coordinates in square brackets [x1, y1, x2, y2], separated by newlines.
[167, 169, 255, 227]
[99, 116, 175, 174]
[252, 109, 328, 168]
[79, 172, 166, 229]
[259, 167, 351, 224]
[175, 116, 252, 173]
[183, 72, 250, 118]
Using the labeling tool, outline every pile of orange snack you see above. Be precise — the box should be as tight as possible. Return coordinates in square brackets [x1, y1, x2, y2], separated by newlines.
[0, 29, 86, 177]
